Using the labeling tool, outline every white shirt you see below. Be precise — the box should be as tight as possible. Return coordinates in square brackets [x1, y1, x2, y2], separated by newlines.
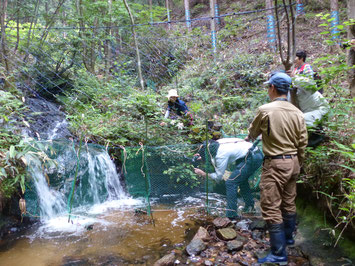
[208, 138, 255, 181]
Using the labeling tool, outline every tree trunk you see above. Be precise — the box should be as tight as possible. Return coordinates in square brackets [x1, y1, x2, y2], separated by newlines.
[122, 0, 145, 90]
[348, 0, 355, 97]
[184, 0, 191, 29]
[210, 0, 216, 54]
[266, 0, 276, 51]
[330, 0, 339, 45]
[275, 0, 298, 106]
[149, 0, 153, 23]
[0, 0, 9, 74]
[105, 0, 113, 79]
[166, 0, 171, 30]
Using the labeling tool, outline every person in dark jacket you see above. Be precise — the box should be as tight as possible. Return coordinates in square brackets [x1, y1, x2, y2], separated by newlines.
[160, 89, 193, 126]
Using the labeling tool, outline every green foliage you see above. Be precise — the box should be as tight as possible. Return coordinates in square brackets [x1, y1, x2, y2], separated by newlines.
[0, 90, 54, 199]
[299, 16, 355, 242]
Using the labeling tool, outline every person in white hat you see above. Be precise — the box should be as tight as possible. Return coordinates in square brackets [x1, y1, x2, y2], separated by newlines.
[160, 89, 192, 126]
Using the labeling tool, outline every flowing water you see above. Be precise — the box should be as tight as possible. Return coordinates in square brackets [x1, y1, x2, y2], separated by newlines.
[0, 138, 224, 266]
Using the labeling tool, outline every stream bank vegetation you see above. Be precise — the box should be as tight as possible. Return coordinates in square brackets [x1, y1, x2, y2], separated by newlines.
[0, 0, 354, 255]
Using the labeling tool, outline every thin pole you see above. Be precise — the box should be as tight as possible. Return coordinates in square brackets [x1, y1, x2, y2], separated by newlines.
[205, 119, 209, 213]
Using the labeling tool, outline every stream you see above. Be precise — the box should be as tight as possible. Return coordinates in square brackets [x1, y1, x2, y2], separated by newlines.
[0, 97, 353, 266]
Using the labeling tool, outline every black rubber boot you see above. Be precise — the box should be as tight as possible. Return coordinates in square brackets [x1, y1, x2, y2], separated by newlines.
[258, 223, 288, 265]
[283, 212, 297, 245]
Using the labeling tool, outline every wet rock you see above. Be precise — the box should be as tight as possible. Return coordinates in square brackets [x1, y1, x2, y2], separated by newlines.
[204, 259, 213, 265]
[235, 233, 249, 244]
[216, 227, 237, 240]
[308, 256, 325, 266]
[227, 240, 244, 252]
[62, 256, 91, 266]
[94, 255, 126, 265]
[251, 230, 263, 240]
[192, 226, 210, 242]
[154, 253, 175, 266]
[85, 223, 94, 230]
[254, 249, 269, 260]
[213, 217, 231, 228]
[186, 239, 206, 256]
[249, 219, 266, 231]
[235, 219, 251, 231]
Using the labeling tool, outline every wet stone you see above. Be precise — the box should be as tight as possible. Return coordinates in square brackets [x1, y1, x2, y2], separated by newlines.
[235, 219, 251, 231]
[235, 233, 249, 244]
[192, 226, 210, 242]
[62, 256, 90, 266]
[251, 230, 263, 240]
[186, 239, 206, 256]
[216, 228, 237, 240]
[249, 219, 266, 231]
[154, 253, 175, 266]
[213, 217, 232, 228]
[204, 260, 213, 266]
[227, 240, 244, 252]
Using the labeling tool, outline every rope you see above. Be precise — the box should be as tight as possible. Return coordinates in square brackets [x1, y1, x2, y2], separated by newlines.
[119, 145, 127, 175]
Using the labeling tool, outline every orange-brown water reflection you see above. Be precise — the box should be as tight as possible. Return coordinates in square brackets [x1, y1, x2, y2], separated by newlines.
[0, 207, 207, 266]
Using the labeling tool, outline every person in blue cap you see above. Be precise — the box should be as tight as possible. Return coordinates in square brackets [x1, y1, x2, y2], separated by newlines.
[246, 72, 308, 265]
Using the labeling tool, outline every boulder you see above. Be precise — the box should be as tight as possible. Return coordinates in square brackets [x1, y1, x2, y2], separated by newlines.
[249, 219, 267, 231]
[216, 227, 237, 240]
[192, 226, 210, 242]
[213, 217, 232, 228]
[186, 239, 207, 256]
[227, 240, 244, 252]
[154, 253, 175, 266]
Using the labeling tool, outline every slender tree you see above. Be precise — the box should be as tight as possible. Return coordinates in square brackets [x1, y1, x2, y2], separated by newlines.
[266, 0, 276, 51]
[348, 0, 355, 97]
[330, 0, 339, 42]
[166, 0, 170, 30]
[210, 0, 216, 54]
[274, 0, 297, 105]
[122, 0, 145, 90]
[184, 0, 191, 29]
[0, 0, 9, 74]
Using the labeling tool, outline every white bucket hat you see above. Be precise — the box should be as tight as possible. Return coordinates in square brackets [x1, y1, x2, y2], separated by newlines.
[167, 89, 179, 99]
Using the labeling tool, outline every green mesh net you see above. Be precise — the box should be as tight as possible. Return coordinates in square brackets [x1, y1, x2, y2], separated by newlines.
[123, 134, 263, 216]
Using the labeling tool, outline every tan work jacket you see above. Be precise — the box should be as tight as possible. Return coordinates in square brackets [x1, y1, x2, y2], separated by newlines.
[248, 99, 308, 164]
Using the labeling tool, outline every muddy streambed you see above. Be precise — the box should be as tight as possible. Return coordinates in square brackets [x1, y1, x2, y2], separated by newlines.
[0, 195, 222, 266]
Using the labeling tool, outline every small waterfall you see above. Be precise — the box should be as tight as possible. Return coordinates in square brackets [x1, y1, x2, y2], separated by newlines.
[22, 96, 135, 228]
[26, 141, 128, 222]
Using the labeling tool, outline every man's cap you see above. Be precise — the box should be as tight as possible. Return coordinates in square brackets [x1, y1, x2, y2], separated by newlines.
[167, 89, 179, 99]
[264, 72, 292, 90]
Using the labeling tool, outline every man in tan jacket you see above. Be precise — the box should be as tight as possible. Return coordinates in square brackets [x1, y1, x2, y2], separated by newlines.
[246, 72, 308, 265]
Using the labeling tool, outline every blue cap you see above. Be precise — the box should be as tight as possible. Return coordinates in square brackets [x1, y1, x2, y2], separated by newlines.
[264, 72, 292, 90]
